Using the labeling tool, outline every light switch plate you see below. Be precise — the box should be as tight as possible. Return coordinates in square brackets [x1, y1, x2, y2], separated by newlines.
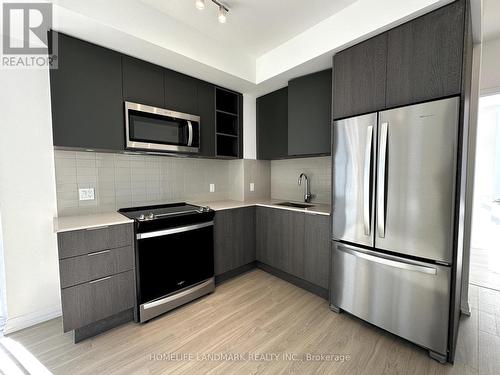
[250, 183, 255, 192]
[79, 188, 95, 201]
[209, 183, 215, 193]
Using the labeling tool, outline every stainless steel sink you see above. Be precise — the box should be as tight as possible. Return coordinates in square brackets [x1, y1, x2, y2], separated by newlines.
[276, 202, 314, 209]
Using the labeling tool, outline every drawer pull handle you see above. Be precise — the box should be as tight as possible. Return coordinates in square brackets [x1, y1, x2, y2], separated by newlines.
[89, 276, 112, 284]
[85, 225, 109, 231]
[87, 250, 110, 257]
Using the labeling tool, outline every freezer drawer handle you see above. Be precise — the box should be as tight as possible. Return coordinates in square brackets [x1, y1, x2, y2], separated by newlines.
[339, 246, 437, 275]
[377, 122, 388, 238]
[363, 125, 374, 235]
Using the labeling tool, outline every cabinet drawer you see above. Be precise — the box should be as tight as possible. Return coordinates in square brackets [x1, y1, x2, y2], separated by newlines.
[59, 246, 134, 288]
[58, 224, 133, 259]
[61, 270, 135, 332]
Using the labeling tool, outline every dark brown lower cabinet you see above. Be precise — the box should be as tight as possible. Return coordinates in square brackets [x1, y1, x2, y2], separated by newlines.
[61, 270, 135, 332]
[304, 214, 330, 289]
[57, 223, 136, 341]
[256, 207, 330, 290]
[214, 207, 256, 276]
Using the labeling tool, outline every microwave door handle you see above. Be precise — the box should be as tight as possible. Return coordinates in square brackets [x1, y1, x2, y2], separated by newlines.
[187, 121, 193, 147]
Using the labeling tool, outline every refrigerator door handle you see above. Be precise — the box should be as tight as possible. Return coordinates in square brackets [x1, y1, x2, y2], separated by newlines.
[363, 125, 374, 235]
[377, 122, 388, 238]
[337, 244, 438, 275]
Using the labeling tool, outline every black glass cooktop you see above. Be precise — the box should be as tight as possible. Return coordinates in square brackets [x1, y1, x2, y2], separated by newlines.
[118, 202, 208, 221]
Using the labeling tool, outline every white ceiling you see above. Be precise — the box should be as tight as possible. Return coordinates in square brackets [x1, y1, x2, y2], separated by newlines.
[139, 0, 356, 57]
[483, 0, 500, 41]
[53, 0, 466, 96]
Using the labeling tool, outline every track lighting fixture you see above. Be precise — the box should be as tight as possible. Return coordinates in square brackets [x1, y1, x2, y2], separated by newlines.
[217, 6, 227, 24]
[195, 0, 229, 23]
[195, 0, 205, 10]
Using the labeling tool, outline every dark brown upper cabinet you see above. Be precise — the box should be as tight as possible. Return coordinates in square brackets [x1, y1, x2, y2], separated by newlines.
[385, 0, 465, 108]
[215, 88, 243, 159]
[333, 34, 387, 120]
[50, 32, 124, 151]
[288, 69, 332, 156]
[122, 56, 165, 108]
[164, 70, 199, 114]
[50, 33, 243, 157]
[257, 87, 288, 160]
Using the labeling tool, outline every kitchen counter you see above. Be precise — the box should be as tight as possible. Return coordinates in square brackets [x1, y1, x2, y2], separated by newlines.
[193, 199, 331, 216]
[54, 212, 133, 233]
[53, 199, 330, 233]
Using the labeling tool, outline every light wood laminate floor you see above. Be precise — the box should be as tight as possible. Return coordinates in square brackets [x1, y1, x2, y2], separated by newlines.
[470, 246, 500, 291]
[7, 270, 500, 375]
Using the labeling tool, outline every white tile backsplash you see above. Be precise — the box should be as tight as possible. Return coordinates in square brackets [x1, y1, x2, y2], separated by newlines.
[271, 156, 331, 204]
[54, 151, 272, 216]
[54, 150, 328, 216]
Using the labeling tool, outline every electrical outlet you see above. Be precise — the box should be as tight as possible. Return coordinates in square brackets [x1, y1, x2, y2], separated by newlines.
[209, 183, 215, 193]
[250, 182, 255, 192]
[79, 188, 95, 201]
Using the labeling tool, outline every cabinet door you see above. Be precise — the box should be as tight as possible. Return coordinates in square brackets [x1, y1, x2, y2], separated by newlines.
[257, 87, 288, 160]
[284, 210, 305, 278]
[304, 214, 330, 289]
[197, 81, 216, 157]
[50, 33, 124, 151]
[256, 207, 304, 277]
[214, 207, 255, 275]
[288, 70, 332, 156]
[122, 55, 165, 108]
[386, 0, 464, 108]
[333, 34, 387, 120]
[164, 69, 198, 114]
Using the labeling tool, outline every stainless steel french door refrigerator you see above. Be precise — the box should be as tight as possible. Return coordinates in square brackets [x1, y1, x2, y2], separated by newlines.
[330, 97, 460, 362]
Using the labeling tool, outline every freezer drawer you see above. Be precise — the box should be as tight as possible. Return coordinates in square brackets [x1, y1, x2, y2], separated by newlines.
[330, 242, 451, 356]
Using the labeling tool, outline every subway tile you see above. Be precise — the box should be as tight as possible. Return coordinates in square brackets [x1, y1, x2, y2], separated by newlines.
[55, 157, 76, 169]
[76, 151, 96, 160]
[55, 151, 287, 215]
[56, 172, 77, 185]
[54, 150, 77, 159]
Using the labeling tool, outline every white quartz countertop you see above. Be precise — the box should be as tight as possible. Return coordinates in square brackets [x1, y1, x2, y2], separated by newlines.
[54, 199, 330, 233]
[192, 199, 331, 216]
[54, 212, 133, 233]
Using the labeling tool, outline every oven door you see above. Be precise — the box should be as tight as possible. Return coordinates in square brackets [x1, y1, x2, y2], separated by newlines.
[136, 221, 214, 307]
[125, 102, 200, 153]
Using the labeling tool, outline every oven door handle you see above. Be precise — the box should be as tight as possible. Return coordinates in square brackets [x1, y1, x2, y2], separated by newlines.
[137, 221, 213, 240]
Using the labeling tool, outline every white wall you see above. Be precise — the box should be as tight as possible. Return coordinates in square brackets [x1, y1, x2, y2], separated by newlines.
[480, 37, 500, 94]
[243, 94, 257, 160]
[256, 0, 452, 83]
[0, 67, 61, 334]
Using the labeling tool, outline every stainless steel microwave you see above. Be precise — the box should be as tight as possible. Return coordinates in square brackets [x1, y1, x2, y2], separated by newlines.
[125, 101, 200, 154]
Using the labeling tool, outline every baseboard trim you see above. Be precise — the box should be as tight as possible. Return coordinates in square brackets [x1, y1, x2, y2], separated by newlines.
[256, 262, 329, 300]
[3, 305, 62, 335]
[215, 262, 257, 285]
[461, 301, 471, 316]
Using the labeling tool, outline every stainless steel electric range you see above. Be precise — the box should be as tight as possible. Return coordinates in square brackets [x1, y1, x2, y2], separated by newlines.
[118, 203, 215, 323]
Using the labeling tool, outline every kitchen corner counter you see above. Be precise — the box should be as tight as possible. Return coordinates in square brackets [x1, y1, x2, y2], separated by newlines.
[193, 200, 331, 216]
[54, 212, 133, 233]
